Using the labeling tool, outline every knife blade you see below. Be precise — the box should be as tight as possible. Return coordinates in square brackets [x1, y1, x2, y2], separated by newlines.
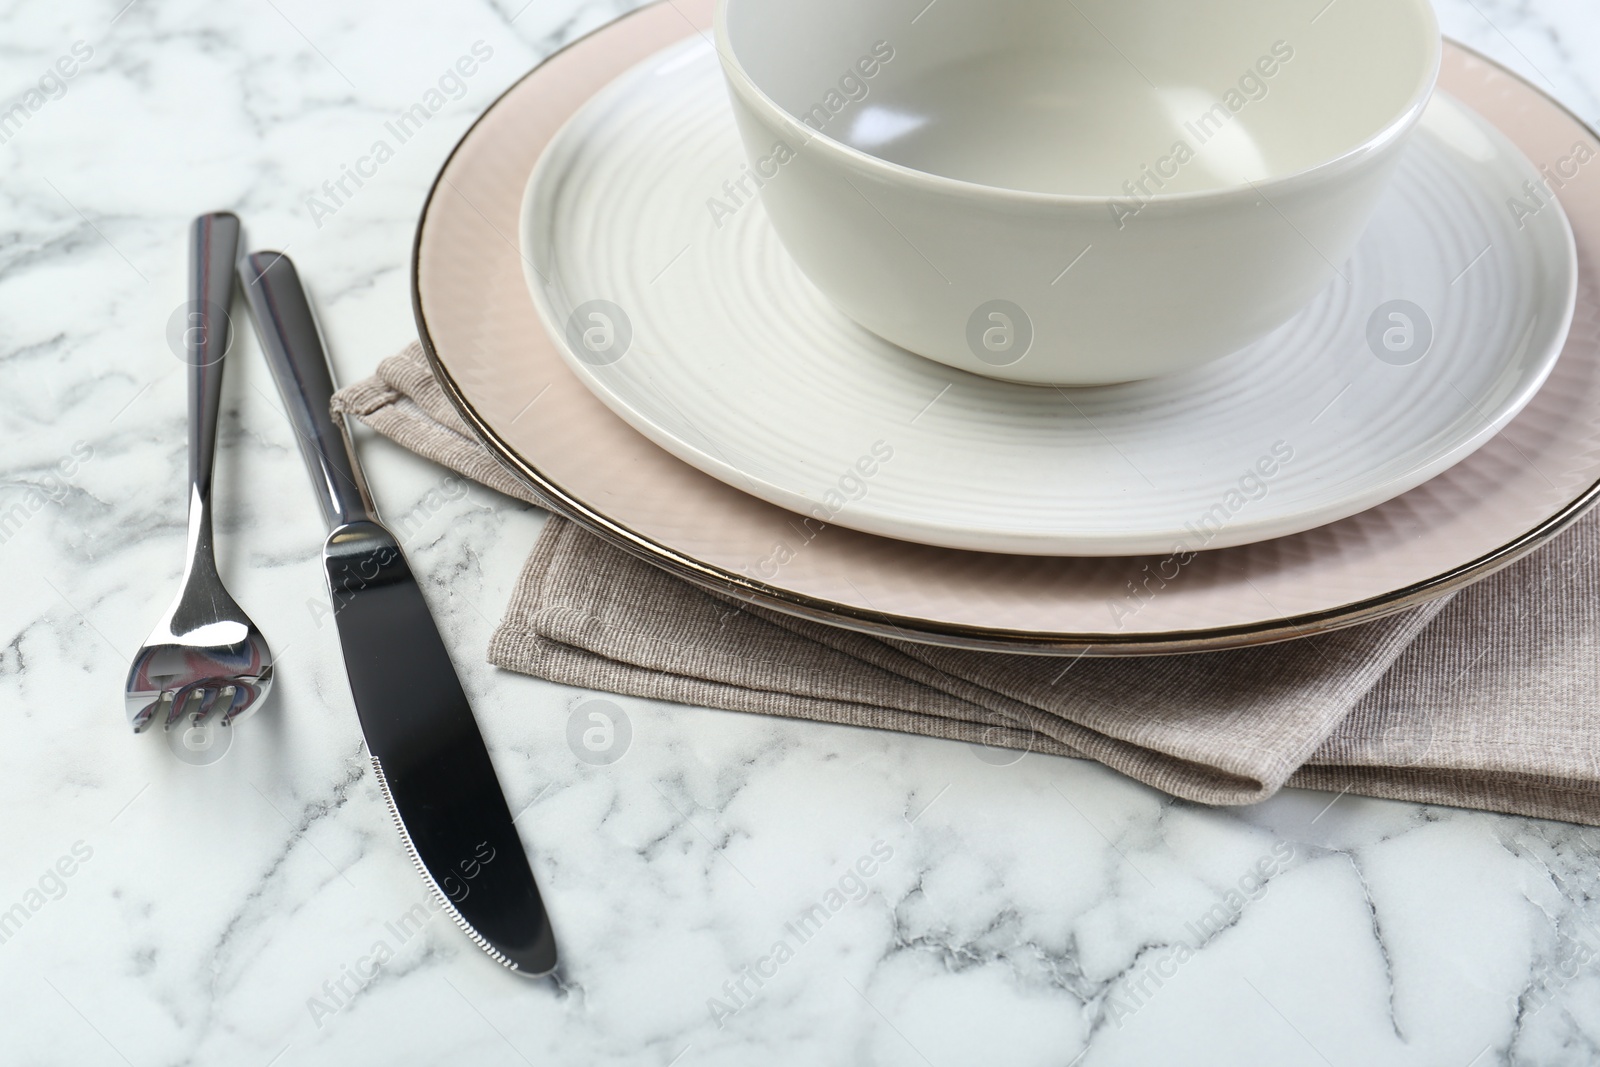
[239, 250, 557, 976]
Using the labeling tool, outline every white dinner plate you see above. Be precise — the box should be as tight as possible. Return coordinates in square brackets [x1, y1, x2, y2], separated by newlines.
[520, 37, 1577, 556]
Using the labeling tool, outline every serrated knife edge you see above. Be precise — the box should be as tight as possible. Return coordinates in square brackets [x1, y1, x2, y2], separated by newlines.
[369, 757, 527, 974]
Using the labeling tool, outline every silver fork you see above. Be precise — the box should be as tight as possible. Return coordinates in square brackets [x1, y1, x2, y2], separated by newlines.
[124, 212, 273, 733]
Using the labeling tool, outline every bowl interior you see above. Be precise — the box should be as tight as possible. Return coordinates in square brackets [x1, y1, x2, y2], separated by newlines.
[722, 0, 1439, 196]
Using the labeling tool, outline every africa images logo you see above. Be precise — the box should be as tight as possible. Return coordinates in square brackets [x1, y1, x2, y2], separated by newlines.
[706, 840, 894, 1028]
[1108, 441, 1295, 628]
[305, 42, 494, 229]
[1507, 139, 1596, 230]
[1109, 41, 1296, 230]
[705, 40, 896, 230]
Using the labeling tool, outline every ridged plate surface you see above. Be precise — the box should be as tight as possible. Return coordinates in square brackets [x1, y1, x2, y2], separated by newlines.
[414, 0, 1600, 652]
[522, 38, 1576, 556]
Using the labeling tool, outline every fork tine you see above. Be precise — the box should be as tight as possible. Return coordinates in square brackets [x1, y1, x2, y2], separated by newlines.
[191, 686, 222, 725]
[131, 695, 162, 734]
[220, 682, 257, 726]
[151, 690, 178, 732]
[165, 685, 201, 731]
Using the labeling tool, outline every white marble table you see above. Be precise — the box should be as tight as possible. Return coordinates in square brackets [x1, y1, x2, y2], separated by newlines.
[3, 1, 1599, 1064]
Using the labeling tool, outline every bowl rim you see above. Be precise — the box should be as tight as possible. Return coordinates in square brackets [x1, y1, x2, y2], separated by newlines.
[714, 0, 1443, 207]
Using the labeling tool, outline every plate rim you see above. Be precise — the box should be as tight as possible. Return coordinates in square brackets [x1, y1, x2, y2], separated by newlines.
[410, 6, 1600, 656]
[517, 48, 1577, 556]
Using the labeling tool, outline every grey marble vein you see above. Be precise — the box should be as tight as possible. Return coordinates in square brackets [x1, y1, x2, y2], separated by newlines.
[0, 0, 1598, 1065]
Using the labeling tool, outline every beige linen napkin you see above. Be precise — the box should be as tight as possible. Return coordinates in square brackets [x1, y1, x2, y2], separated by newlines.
[334, 345, 1600, 826]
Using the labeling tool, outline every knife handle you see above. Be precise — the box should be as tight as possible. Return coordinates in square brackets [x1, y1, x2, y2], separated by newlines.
[239, 251, 376, 530]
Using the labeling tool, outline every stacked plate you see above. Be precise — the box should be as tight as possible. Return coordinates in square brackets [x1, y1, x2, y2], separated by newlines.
[414, 0, 1600, 655]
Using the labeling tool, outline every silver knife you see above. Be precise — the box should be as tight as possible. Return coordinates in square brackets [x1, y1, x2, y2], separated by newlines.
[239, 250, 557, 976]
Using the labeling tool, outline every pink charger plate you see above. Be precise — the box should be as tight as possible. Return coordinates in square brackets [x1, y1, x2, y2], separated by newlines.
[414, 0, 1600, 656]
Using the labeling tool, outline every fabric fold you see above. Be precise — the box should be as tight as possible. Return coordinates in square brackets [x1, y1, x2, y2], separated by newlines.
[334, 343, 1600, 826]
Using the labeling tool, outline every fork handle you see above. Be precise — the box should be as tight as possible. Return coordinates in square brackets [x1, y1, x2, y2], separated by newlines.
[239, 250, 376, 530]
[187, 212, 242, 508]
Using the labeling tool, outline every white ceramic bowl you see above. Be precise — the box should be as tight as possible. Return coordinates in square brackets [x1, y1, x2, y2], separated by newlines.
[716, 0, 1442, 385]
